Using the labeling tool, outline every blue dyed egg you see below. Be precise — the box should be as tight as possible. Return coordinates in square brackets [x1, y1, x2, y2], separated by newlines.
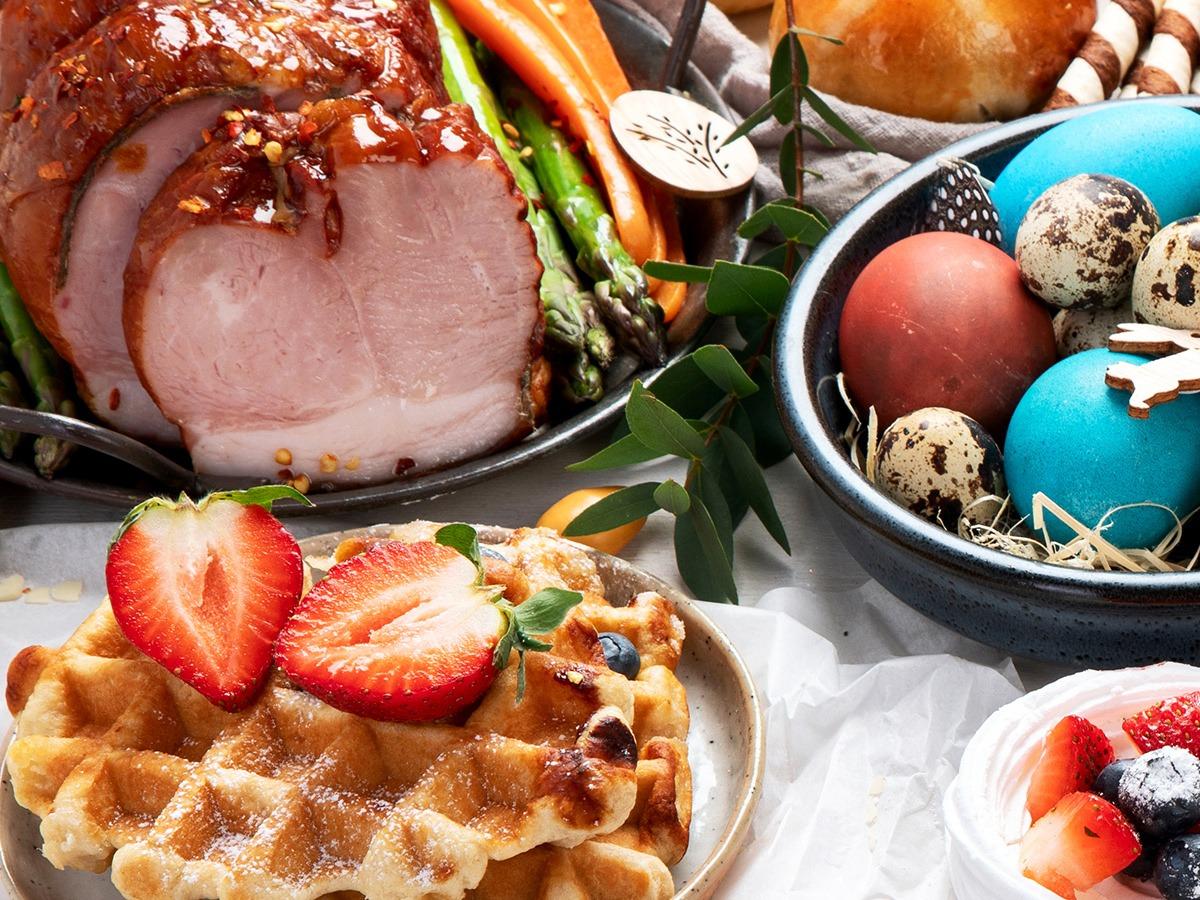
[993, 104, 1200, 253]
[1004, 349, 1200, 549]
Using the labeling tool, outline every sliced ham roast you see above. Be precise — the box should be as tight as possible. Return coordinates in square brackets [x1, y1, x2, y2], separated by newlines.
[123, 97, 545, 484]
[0, 0, 445, 441]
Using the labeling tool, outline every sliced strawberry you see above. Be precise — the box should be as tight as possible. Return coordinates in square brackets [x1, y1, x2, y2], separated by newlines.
[1124, 691, 1200, 757]
[1020, 792, 1141, 899]
[1027, 715, 1114, 822]
[105, 492, 304, 710]
[274, 541, 510, 722]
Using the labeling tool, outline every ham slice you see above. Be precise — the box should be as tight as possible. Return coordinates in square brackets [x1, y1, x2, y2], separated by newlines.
[124, 98, 545, 484]
[0, 0, 444, 440]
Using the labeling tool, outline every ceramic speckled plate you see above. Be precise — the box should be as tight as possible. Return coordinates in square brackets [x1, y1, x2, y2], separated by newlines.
[0, 526, 765, 899]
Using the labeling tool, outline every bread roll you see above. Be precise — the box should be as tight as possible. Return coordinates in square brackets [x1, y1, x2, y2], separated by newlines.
[771, 0, 1096, 123]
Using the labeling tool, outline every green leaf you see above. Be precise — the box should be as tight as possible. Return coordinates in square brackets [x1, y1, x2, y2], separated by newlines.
[707, 260, 791, 317]
[736, 312, 771, 346]
[719, 426, 791, 553]
[435, 523, 483, 581]
[610, 357, 727, 440]
[513, 587, 584, 635]
[644, 260, 712, 284]
[691, 345, 759, 398]
[740, 363, 795, 467]
[626, 386, 708, 459]
[562, 482, 660, 536]
[654, 479, 691, 515]
[695, 467, 734, 558]
[780, 130, 797, 196]
[700, 441, 749, 529]
[770, 31, 806, 97]
[801, 86, 874, 152]
[674, 498, 738, 604]
[724, 85, 791, 145]
[789, 26, 843, 43]
[568, 433, 665, 471]
[738, 201, 828, 246]
[751, 243, 792, 273]
[208, 484, 314, 511]
[800, 122, 835, 148]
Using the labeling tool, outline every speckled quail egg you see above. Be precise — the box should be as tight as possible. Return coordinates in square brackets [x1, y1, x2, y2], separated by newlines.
[1015, 174, 1160, 310]
[1052, 302, 1132, 357]
[875, 407, 1005, 527]
[1133, 216, 1200, 330]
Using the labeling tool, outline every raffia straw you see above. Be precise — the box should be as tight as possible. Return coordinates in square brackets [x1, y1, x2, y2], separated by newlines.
[1034, 493, 1160, 573]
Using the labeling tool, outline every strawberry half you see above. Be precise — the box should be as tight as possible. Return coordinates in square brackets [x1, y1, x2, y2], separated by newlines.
[276, 541, 506, 722]
[1020, 792, 1141, 899]
[105, 488, 306, 710]
[1124, 691, 1200, 757]
[1027, 715, 1114, 822]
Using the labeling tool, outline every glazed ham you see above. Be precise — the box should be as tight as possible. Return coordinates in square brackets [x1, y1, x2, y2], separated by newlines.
[0, 0, 545, 480]
[125, 99, 545, 483]
[0, 0, 447, 441]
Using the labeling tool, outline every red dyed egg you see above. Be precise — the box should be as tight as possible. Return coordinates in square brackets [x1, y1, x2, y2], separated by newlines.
[839, 232, 1057, 436]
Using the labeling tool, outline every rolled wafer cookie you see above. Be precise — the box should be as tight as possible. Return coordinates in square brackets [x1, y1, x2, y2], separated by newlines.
[1120, 44, 1153, 95]
[1132, 0, 1200, 94]
[1045, 0, 1165, 108]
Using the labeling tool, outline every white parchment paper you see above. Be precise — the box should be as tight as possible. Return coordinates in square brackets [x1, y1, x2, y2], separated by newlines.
[0, 523, 1031, 899]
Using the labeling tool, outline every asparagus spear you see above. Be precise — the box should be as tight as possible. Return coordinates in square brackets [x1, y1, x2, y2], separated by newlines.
[0, 343, 28, 459]
[0, 264, 77, 477]
[431, 0, 614, 401]
[498, 75, 667, 367]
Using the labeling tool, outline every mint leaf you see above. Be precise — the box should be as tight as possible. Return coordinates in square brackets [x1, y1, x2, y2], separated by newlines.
[208, 485, 313, 511]
[514, 587, 584, 635]
[435, 523, 484, 582]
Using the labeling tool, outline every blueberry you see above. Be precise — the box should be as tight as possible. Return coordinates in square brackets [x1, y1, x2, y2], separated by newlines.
[1096, 759, 1136, 802]
[598, 632, 640, 679]
[1119, 747, 1200, 839]
[1156, 834, 1200, 899]
[1126, 839, 1162, 882]
[480, 546, 506, 560]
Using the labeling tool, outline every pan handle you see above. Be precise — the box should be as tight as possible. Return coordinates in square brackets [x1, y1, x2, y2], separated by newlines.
[0, 404, 198, 491]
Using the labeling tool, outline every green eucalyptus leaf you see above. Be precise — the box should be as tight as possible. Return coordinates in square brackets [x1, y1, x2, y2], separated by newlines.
[780, 130, 797, 196]
[654, 479, 692, 516]
[568, 433, 665, 471]
[695, 468, 734, 558]
[691, 345, 759, 398]
[770, 31, 807, 96]
[644, 260, 712, 284]
[674, 499, 738, 604]
[729, 402, 759, 453]
[707, 260, 790, 317]
[789, 26, 843, 44]
[801, 122, 836, 148]
[626, 388, 708, 459]
[751, 243, 793, 273]
[736, 313, 772, 346]
[738, 201, 828, 246]
[514, 587, 584, 636]
[724, 86, 791, 145]
[610, 357, 727, 440]
[741, 364, 795, 467]
[801, 86, 875, 151]
[701, 437, 749, 529]
[435, 523, 484, 580]
[719, 426, 791, 553]
[562, 482, 660, 536]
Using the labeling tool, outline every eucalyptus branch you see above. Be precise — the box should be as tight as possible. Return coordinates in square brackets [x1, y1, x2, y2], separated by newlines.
[562, 30, 874, 604]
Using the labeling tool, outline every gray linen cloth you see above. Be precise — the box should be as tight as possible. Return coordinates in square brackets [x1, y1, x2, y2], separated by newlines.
[614, 0, 993, 221]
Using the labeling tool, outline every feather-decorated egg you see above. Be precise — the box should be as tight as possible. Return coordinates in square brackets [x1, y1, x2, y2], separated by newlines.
[1004, 349, 1200, 549]
[1133, 216, 1200, 330]
[1016, 175, 1158, 310]
[875, 407, 1005, 527]
[993, 105, 1200, 254]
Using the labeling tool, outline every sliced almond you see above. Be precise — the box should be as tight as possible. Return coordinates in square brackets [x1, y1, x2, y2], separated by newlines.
[50, 580, 84, 602]
[0, 574, 25, 602]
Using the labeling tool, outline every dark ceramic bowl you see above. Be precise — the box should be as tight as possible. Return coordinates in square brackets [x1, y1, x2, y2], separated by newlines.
[776, 96, 1200, 668]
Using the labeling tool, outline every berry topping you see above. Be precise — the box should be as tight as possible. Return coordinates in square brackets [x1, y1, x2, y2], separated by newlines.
[1027, 715, 1115, 822]
[1125, 692, 1200, 758]
[1020, 792, 1142, 899]
[274, 525, 582, 722]
[1117, 747, 1200, 840]
[1095, 758, 1135, 804]
[1157, 834, 1200, 900]
[598, 632, 641, 679]
[105, 487, 307, 711]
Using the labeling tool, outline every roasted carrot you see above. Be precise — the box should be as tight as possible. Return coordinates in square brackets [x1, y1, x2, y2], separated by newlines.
[445, 0, 655, 264]
[652, 189, 688, 322]
[540, 0, 632, 103]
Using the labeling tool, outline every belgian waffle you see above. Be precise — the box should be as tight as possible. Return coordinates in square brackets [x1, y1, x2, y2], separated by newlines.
[6, 526, 691, 899]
